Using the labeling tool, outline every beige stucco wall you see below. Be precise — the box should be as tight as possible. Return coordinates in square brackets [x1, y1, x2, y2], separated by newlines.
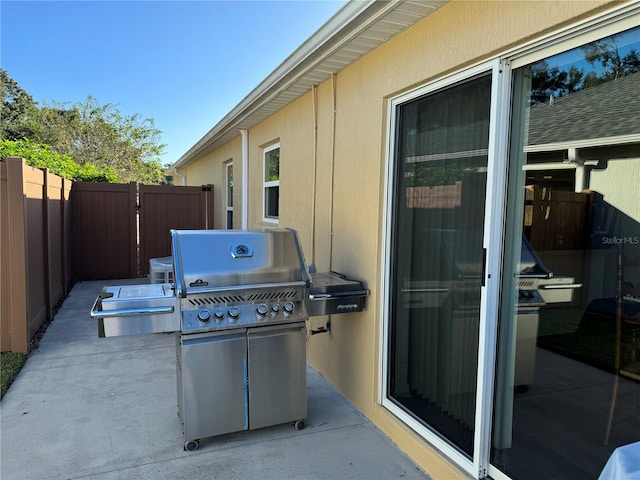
[184, 136, 242, 230]
[591, 158, 640, 223]
[179, 1, 623, 478]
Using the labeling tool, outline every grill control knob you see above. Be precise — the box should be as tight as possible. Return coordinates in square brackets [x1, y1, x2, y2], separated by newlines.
[283, 302, 295, 314]
[197, 310, 211, 322]
[228, 307, 240, 321]
[272, 304, 281, 313]
[256, 304, 268, 316]
[214, 309, 225, 321]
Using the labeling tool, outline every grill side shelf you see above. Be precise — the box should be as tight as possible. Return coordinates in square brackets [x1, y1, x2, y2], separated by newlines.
[90, 285, 180, 337]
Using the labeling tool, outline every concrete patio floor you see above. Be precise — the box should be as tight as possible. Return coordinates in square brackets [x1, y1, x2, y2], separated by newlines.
[1, 279, 430, 480]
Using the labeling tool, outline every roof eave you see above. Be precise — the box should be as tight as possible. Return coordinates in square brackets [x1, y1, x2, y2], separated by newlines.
[168, 0, 447, 171]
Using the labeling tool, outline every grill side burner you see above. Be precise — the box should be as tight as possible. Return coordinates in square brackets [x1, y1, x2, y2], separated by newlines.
[91, 283, 179, 337]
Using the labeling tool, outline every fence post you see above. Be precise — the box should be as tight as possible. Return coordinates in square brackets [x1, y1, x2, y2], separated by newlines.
[5, 157, 29, 353]
[62, 178, 73, 294]
[130, 182, 138, 277]
[43, 169, 66, 316]
[43, 168, 53, 319]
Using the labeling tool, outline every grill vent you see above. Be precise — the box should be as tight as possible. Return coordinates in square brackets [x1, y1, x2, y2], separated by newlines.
[185, 288, 302, 307]
[247, 290, 297, 301]
[188, 295, 246, 306]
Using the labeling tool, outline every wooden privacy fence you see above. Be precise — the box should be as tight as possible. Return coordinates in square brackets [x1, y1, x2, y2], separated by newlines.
[138, 183, 214, 276]
[1, 156, 214, 353]
[72, 182, 138, 280]
[1, 157, 73, 353]
[73, 182, 214, 280]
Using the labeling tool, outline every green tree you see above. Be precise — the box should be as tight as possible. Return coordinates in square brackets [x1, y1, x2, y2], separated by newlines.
[582, 37, 640, 88]
[530, 62, 584, 105]
[1, 71, 166, 184]
[0, 138, 117, 182]
[531, 34, 640, 105]
[0, 69, 37, 141]
[26, 96, 166, 184]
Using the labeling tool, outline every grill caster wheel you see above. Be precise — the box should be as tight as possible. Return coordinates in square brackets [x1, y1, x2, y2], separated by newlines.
[184, 440, 200, 451]
[294, 420, 305, 431]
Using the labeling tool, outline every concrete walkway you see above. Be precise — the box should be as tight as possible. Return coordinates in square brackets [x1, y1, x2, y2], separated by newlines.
[1, 279, 430, 480]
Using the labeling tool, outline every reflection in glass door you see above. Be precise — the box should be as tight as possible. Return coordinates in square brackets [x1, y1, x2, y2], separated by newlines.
[388, 74, 492, 456]
[492, 25, 640, 479]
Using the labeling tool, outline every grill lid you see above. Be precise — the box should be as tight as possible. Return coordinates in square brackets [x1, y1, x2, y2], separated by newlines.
[171, 228, 310, 297]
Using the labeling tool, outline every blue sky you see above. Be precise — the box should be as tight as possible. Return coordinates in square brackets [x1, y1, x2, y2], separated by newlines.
[1, 0, 347, 164]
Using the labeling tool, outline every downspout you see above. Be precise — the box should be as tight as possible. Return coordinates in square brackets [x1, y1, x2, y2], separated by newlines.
[240, 129, 249, 229]
[567, 147, 586, 193]
[172, 167, 186, 186]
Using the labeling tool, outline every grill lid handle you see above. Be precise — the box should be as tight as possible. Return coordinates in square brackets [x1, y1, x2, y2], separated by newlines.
[91, 304, 175, 319]
[89, 292, 175, 319]
[285, 227, 312, 288]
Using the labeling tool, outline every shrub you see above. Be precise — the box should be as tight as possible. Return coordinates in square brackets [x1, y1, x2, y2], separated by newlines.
[0, 138, 117, 182]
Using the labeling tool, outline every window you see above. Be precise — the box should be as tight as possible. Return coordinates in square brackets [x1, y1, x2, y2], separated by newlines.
[263, 144, 280, 222]
[226, 162, 233, 229]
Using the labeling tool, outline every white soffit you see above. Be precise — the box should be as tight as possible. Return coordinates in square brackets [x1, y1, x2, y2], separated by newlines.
[173, 0, 448, 168]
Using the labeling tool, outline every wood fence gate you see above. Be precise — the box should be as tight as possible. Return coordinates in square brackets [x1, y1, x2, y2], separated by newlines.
[72, 182, 213, 280]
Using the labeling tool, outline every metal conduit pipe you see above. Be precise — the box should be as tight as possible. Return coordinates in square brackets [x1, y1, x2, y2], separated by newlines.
[328, 73, 337, 270]
[240, 129, 249, 229]
[309, 85, 318, 273]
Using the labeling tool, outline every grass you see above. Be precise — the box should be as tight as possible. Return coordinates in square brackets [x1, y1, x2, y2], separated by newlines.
[1, 352, 27, 399]
[0, 294, 65, 400]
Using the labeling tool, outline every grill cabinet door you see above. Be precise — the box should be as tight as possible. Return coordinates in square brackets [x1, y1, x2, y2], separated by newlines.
[180, 330, 247, 440]
[247, 322, 307, 430]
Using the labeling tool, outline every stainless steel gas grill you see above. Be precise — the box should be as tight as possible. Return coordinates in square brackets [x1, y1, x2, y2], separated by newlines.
[91, 228, 312, 451]
[172, 229, 310, 451]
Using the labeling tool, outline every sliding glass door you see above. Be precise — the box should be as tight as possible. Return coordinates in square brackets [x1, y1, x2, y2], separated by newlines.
[492, 24, 640, 480]
[384, 14, 639, 480]
[387, 72, 492, 458]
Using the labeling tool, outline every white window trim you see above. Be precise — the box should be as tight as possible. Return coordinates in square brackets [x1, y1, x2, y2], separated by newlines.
[263, 143, 280, 223]
[225, 161, 233, 229]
